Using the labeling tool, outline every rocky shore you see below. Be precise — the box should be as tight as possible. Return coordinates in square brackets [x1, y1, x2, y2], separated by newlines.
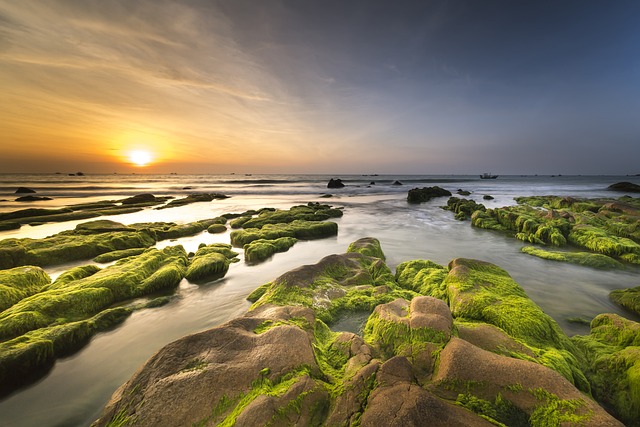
[93, 238, 638, 426]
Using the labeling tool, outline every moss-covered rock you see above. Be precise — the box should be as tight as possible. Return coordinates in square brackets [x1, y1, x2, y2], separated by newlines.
[0, 246, 188, 391]
[230, 220, 338, 247]
[244, 237, 297, 263]
[407, 186, 452, 203]
[521, 246, 624, 269]
[185, 243, 239, 282]
[0, 220, 157, 269]
[93, 248, 147, 263]
[156, 193, 228, 209]
[442, 197, 486, 220]
[206, 223, 227, 234]
[248, 238, 410, 324]
[610, 285, 640, 315]
[461, 195, 640, 268]
[572, 314, 640, 426]
[93, 242, 624, 426]
[0, 266, 51, 311]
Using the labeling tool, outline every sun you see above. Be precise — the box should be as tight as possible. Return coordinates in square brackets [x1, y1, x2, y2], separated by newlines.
[128, 150, 152, 167]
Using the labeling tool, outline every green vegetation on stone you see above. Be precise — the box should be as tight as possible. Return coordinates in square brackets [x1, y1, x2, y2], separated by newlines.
[610, 285, 640, 316]
[230, 220, 338, 247]
[185, 244, 239, 282]
[0, 266, 51, 311]
[572, 313, 640, 426]
[0, 246, 188, 389]
[93, 248, 147, 263]
[443, 197, 486, 220]
[521, 246, 624, 269]
[244, 237, 297, 263]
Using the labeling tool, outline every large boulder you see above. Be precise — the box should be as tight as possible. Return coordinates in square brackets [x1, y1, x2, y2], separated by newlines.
[14, 187, 36, 194]
[93, 305, 324, 426]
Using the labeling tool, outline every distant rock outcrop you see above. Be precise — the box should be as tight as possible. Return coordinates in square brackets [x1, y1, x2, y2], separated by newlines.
[407, 186, 452, 203]
[607, 181, 640, 193]
[14, 187, 36, 194]
[327, 178, 345, 188]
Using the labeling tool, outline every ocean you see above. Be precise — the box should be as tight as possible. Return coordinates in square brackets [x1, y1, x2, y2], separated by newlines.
[0, 173, 639, 426]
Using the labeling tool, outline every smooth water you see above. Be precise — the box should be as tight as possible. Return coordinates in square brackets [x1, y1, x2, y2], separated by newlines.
[0, 173, 639, 427]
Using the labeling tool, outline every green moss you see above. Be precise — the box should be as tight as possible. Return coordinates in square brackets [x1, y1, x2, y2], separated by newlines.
[185, 244, 235, 282]
[529, 388, 592, 427]
[443, 197, 486, 220]
[363, 306, 447, 359]
[572, 313, 640, 425]
[0, 247, 187, 390]
[521, 246, 624, 269]
[0, 266, 51, 311]
[0, 220, 157, 269]
[207, 223, 227, 234]
[230, 220, 338, 247]
[0, 307, 132, 386]
[253, 317, 312, 334]
[456, 393, 529, 427]
[246, 283, 270, 303]
[239, 204, 343, 230]
[244, 237, 298, 263]
[610, 285, 640, 315]
[93, 248, 147, 263]
[444, 258, 589, 391]
[569, 224, 640, 258]
[202, 366, 319, 427]
[395, 259, 449, 300]
[346, 237, 386, 260]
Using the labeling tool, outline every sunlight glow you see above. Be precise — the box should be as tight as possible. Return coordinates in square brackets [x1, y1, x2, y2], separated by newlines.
[128, 150, 152, 167]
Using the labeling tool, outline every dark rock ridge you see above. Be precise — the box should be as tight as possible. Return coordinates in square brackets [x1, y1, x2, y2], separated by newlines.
[327, 178, 345, 188]
[407, 186, 452, 203]
[14, 187, 36, 194]
[607, 181, 640, 193]
[15, 196, 53, 202]
[94, 238, 628, 426]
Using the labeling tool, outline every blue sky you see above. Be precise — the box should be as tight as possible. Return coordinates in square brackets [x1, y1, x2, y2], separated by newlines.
[1, 0, 638, 174]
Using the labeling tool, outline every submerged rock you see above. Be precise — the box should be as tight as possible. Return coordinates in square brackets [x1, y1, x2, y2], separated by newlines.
[15, 195, 52, 202]
[327, 178, 345, 188]
[94, 240, 624, 426]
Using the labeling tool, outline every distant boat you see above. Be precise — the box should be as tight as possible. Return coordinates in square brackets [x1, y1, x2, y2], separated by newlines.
[480, 173, 498, 179]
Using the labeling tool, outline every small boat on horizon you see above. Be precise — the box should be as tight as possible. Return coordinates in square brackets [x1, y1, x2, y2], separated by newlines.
[480, 173, 498, 179]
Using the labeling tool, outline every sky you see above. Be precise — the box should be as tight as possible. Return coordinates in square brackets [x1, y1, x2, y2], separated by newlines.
[1, 0, 639, 175]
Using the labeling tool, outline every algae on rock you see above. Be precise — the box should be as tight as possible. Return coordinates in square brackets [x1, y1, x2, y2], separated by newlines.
[572, 313, 640, 426]
[0, 246, 189, 392]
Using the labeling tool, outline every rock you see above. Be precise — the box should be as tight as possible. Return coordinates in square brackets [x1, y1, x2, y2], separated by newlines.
[392, 180, 403, 185]
[15, 196, 53, 202]
[607, 181, 640, 193]
[91, 241, 629, 426]
[572, 314, 640, 426]
[483, 194, 494, 200]
[93, 305, 323, 427]
[119, 193, 157, 205]
[14, 187, 36, 194]
[433, 337, 622, 426]
[327, 178, 345, 188]
[456, 189, 471, 196]
[369, 181, 375, 185]
[407, 186, 452, 203]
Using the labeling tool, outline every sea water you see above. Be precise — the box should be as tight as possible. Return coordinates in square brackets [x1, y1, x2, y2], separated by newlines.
[0, 173, 639, 426]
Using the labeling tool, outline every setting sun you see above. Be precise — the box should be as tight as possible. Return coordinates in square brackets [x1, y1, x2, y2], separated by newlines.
[128, 150, 152, 167]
